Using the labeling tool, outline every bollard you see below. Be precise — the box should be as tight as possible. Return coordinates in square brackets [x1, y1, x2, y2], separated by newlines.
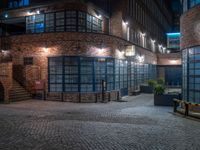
[173, 100, 177, 112]
[185, 103, 189, 116]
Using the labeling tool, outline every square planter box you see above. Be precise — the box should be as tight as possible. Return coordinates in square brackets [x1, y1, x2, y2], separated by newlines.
[140, 85, 154, 94]
[154, 94, 181, 106]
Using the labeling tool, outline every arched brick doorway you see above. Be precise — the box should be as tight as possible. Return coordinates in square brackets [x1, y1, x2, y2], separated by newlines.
[0, 82, 4, 102]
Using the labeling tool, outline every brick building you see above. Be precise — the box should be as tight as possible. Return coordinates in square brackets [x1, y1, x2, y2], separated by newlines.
[0, 0, 179, 103]
[181, 0, 200, 104]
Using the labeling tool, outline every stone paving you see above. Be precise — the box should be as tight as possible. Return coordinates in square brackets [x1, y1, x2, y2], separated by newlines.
[0, 94, 200, 150]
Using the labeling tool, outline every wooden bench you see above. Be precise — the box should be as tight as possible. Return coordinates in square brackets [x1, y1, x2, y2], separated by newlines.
[173, 99, 200, 116]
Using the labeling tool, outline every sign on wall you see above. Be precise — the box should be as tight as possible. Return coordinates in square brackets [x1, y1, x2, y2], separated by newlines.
[125, 45, 135, 57]
[167, 33, 180, 50]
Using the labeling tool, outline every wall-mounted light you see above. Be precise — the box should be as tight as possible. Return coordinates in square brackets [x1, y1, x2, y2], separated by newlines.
[36, 10, 40, 14]
[123, 21, 128, 26]
[27, 11, 32, 15]
[97, 14, 102, 19]
[99, 41, 105, 51]
[4, 14, 8, 18]
[43, 42, 49, 53]
[170, 60, 178, 65]
[141, 32, 146, 37]
[136, 55, 145, 64]
[43, 47, 48, 53]
[116, 49, 125, 59]
[97, 48, 104, 55]
[27, 10, 40, 16]
[1, 50, 10, 56]
[151, 39, 156, 43]
[162, 47, 166, 53]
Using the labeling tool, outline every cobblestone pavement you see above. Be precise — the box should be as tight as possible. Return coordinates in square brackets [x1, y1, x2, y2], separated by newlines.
[0, 94, 200, 150]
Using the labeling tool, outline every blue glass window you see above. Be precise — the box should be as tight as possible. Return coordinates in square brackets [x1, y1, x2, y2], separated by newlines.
[64, 57, 79, 92]
[80, 58, 94, 92]
[48, 56, 156, 94]
[183, 46, 200, 104]
[189, 0, 200, 8]
[26, 11, 103, 34]
[49, 58, 63, 92]
[8, 0, 29, 8]
[26, 14, 44, 33]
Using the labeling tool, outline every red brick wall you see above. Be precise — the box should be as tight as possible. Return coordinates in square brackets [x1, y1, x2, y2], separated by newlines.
[0, 63, 12, 103]
[8, 32, 130, 92]
[181, 5, 200, 49]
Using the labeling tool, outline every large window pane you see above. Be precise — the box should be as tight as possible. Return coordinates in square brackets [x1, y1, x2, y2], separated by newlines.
[26, 16, 35, 33]
[80, 58, 94, 92]
[35, 14, 44, 33]
[56, 12, 65, 32]
[66, 11, 77, 32]
[8, 0, 29, 8]
[26, 11, 103, 34]
[45, 13, 55, 32]
[64, 57, 79, 92]
[78, 12, 86, 32]
[49, 58, 63, 92]
[26, 14, 44, 33]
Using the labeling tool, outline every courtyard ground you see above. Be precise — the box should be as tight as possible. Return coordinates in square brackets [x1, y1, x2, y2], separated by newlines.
[0, 94, 200, 150]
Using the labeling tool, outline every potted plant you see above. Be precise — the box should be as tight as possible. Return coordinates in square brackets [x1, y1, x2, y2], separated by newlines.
[140, 80, 156, 93]
[157, 78, 165, 86]
[154, 84, 165, 95]
[154, 84, 180, 106]
[148, 80, 157, 88]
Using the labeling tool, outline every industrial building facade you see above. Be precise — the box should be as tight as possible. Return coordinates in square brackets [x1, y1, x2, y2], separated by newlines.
[0, 0, 177, 103]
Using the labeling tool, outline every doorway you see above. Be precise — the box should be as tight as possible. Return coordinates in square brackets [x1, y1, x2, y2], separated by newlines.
[0, 82, 4, 102]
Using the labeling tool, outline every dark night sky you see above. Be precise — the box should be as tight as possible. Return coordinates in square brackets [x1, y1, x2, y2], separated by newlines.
[168, 0, 182, 13]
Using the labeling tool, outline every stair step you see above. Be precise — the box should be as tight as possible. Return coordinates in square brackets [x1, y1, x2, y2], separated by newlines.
[10, 90, 29, 94]
[10, 94, 31, 98]
[11, 86, 26, 89]
[10, 89, 27, 92]
[10, 91, 30, 94]
[10, 80, 32, 102]
[10, 97, 31, 101]
[12, 86, 26, 89]
[10, 98, 32, 102]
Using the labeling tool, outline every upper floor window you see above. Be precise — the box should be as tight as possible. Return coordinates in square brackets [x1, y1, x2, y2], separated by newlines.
[8, 0, 29, 8]
[26, 11, 103, 34]
[189, 0, 200, 7]
[26, 14, 45, 33]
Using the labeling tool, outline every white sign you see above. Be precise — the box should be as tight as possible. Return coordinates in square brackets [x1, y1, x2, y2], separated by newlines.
[125, 45, 135, 57]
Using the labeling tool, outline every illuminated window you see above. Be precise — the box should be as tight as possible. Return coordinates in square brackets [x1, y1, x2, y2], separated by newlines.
[26, 14, 44, 33]
[8, 0, 29, 8]
[48, 56, 156, 94]
[26, 11, 103, 34]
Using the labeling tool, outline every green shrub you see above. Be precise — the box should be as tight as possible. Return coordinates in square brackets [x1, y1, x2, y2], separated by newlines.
[148, 80, 157, 88]
[154, 85, 165, 95]
[157, 78, 165, 85]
